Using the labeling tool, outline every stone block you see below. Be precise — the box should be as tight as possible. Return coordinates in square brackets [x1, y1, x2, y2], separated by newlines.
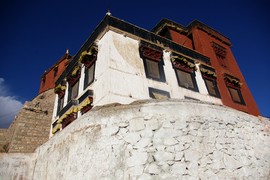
[147, 163, 160, 175]
[140, 129, 153, 138]
[118, 122, 129, 128]
[165, 146, 174, 153]
[174, 121, 188, 130]
[138, 173, 152, 180]
[102, 125, 119, 136]
[129, 118, 145, 132]
[184, 150, 199, 162]
[223, 153, 242, 170]
[162, 120, 173, 129]
[145, 119, 159, 131]
[174, 144, 185, 152]
[126, 152, 148, 167]
[128, 165, 144, 176]
[124, 132, 141, 144]
[154, 151, 174, 162]
[163, 138, 178, 146]
[170, 162, 186, 175]
[135, 137, 151, 149]
[175, 152, 183, 161]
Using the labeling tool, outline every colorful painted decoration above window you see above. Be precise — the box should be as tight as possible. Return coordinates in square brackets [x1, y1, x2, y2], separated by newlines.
[224, 74, 242, 88]
[140, 45, 163, 61]
[200, 64, 217, 79]
[171, 55, 197, 72]
[68, 65, 81, 87]
[54, 82, 66, 98]
[78, 44, 98, 67]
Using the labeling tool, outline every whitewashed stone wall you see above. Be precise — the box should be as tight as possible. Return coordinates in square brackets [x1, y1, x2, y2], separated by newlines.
[1, 100, 269, 179]
[0, 153, 36, 179]
[35, 100, 270, 179]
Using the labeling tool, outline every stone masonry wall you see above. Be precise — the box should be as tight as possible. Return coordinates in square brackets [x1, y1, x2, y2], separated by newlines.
[1, 99, 269, 179]
[1, 89, 55, 153]
[0, 129, 9, 152]
[35, 100, 270, 179]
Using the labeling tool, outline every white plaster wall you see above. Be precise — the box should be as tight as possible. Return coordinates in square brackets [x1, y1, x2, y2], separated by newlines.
[195, 63, 209, 95]
[104, 31, 149, 104]
[51, 29, 222, 125]
[85, 32, 112, 106]
[93, 30, 222, 106]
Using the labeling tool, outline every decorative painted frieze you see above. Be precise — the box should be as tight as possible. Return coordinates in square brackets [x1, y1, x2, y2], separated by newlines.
[224, 74, 242, 88]
[171, 55, 197, 72]
[78, 44, 98, 67]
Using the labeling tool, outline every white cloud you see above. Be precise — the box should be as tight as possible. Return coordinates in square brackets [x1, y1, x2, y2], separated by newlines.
[0, 78, 23, 128]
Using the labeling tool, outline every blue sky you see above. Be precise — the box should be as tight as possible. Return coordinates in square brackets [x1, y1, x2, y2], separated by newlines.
[0, 0, 269, 127]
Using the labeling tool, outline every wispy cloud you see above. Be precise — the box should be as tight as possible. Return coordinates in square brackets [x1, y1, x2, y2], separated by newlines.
[0, 78, 23, 128]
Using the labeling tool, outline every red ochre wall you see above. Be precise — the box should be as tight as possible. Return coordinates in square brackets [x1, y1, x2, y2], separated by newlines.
[39, 54, 70, 94]
[165, 27, 260, 116]
[168, 29, 193, 49]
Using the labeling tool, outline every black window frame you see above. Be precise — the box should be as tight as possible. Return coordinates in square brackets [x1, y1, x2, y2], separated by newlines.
[57, 96, 64, 115]
[224, 74, 245, 105]
[143, 58, 166, 82]
[67, 65, 81, 102]
[84, 63, 96, 89]
[148, 87, 170, 99]
[200, 64, 220, 98]
[227, 86, 245, 105]
[175, 68, 198, 92]
[203, 78, 220, 98]
[68, 80, 79, 102]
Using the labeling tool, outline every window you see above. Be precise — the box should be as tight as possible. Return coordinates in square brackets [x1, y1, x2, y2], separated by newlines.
[171, 55, 198, 92]
[54, 82, 66, 115]
[140, 43, 166, 82]
[224, 74, 245, 105]
[57, 96, 64, 114]
[204, 79, 220, 97]
[68, 81, 79, 101]
[200, 65, 220, 98]
[175, 69, 198, 91]
[228, 87, 245, 105]
[84, 63, 95, 89]
[67, 65, 81, 102]
[149, 87, 170, 99]
[176, 69, 194, 89]
[144, 59, 163, 80]
[78, 44, 97, 89]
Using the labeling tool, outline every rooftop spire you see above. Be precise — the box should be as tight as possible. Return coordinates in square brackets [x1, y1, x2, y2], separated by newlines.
[106, 0, 111, 16]
[106, 9, 111, 16]
[66, 49, 69, 54]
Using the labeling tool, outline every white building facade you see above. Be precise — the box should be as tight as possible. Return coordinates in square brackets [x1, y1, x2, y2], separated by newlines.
[51, 15, 222, 135]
